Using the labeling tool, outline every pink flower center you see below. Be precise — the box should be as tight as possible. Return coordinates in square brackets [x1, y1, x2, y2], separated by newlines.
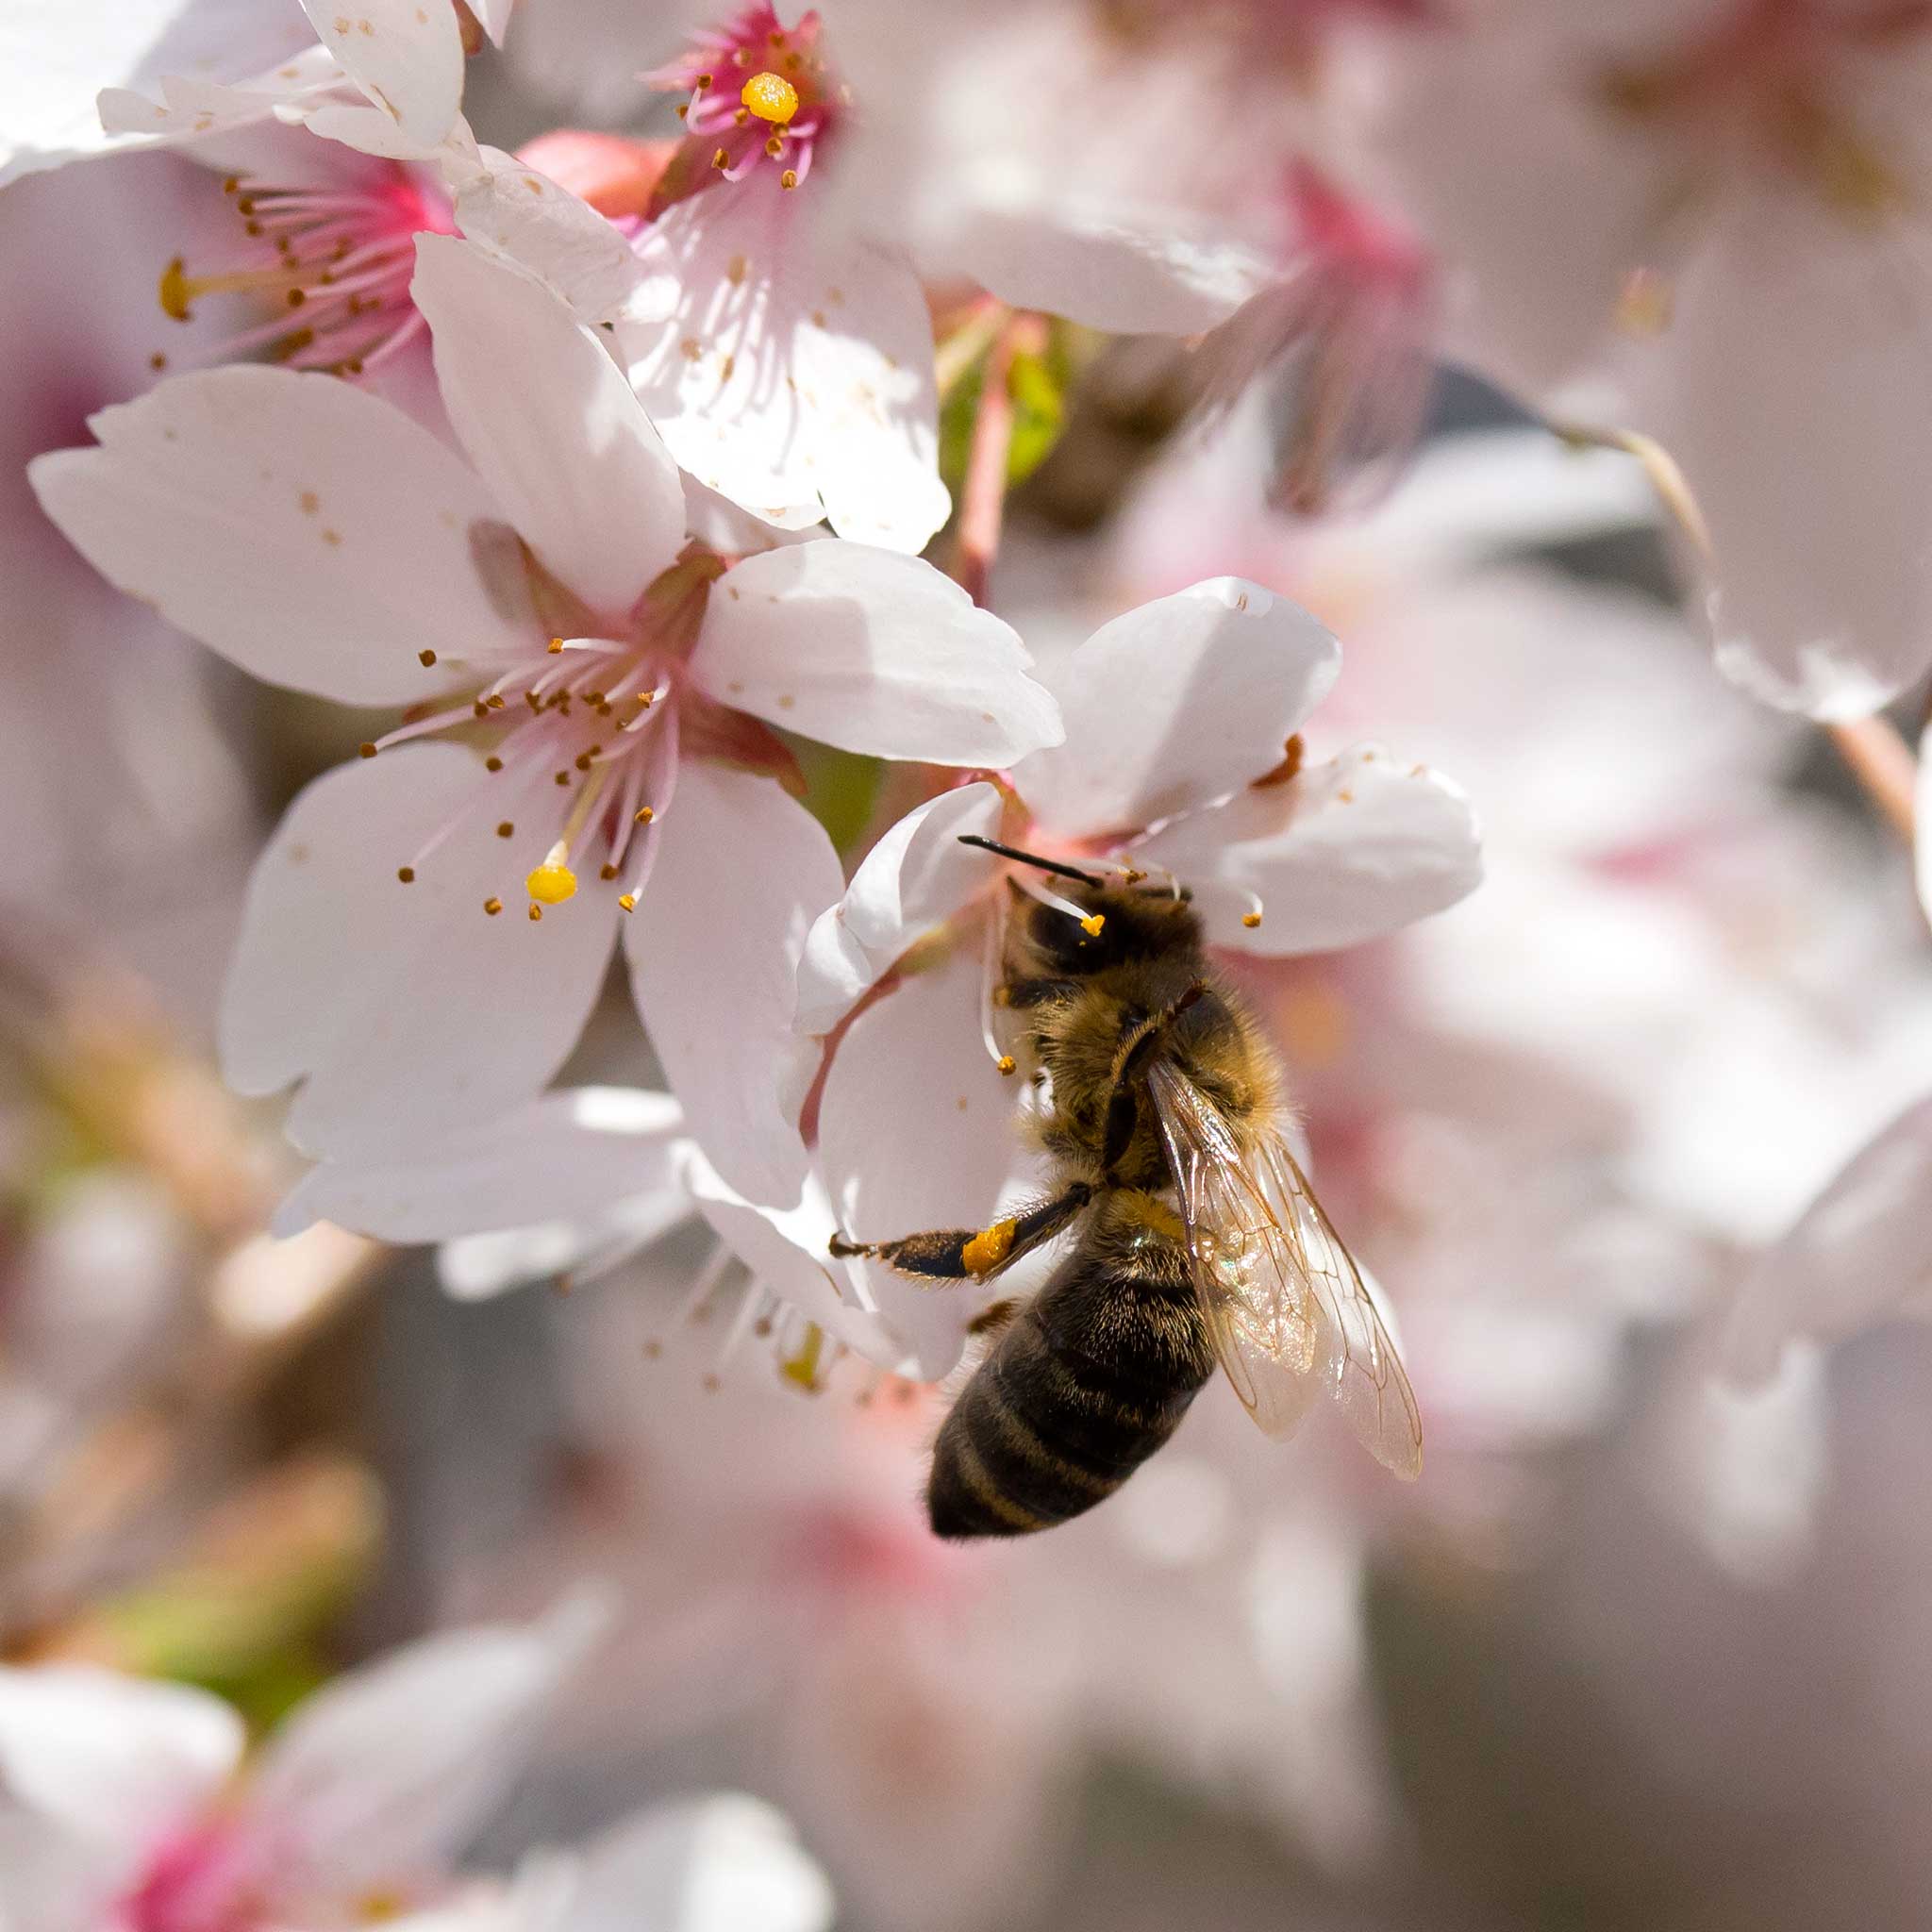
[156, 166, 456, 378]
[1600, 0, 1932, 221]
[649, 5, 841, 200]
[365, 548, 796, 922]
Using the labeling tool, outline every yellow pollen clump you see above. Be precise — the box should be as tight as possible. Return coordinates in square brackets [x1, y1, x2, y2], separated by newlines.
[525, 841, 578, 906]
[962, 1219, 1017, 1277]
[1079, 913, 1106, 938]
[742, 70, 799, 123]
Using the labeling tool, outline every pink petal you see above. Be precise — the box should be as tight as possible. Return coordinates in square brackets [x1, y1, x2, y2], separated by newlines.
[275, 1087, 687, 1246]
[29, 367, 526, 704]
[221, 744, 619, 1158]
[693, 541, 1062, 766]
[625, 764, 844, 1204]
[1138, 745, 1482, 955]
[1723, 1095, 1932, 1388]
[297, 0, 465, 151]
[412, 235, 684, 616]
[619, 169, 949, 552]
[1012, 578, 1340, 840]
[817, 935, 1028, 1380]
[795, 783, 1004, 1035]
[247, 1595, 608, 1894]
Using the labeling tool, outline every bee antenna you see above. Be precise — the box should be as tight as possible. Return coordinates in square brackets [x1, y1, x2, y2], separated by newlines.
[958, 835, 1105, 888]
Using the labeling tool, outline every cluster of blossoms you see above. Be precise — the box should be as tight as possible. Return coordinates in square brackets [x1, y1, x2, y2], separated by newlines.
[8, 0, 1932, 1913]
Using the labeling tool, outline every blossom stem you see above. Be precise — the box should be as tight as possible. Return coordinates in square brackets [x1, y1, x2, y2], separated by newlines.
[1826, 716, 1917, 844]
[953, 312, 1044, 608]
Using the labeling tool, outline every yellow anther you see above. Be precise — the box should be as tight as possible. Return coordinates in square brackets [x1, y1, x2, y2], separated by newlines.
[779, 168, 799, 190]
[635, 805, 655, 824]
[996, 1055, 1017, 1076]
[780, 1321, 824, 1389]
[962, 1219, 1018, 1277]
[396, 866, 415, 884]
[359, 741, 377, 758]
[742, 72, 797, 123]
[525, 841, 578, 906]
[618, 892, 637, 911]
[484, 896, 503, 916]
[1079, 913, 1106, 938]
[528, 904, 542, 922]
[418, 648, 437, 667]
[158, 257, 193, 321]
[1241, 910, 1262, 929]
[547, 637, 564, 654]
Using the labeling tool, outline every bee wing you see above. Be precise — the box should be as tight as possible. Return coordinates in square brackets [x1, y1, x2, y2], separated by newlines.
[1147, 1061, 1423, 1478]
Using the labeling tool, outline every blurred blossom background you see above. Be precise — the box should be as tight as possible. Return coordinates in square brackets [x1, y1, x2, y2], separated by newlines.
[7, 2, 1932, 1928]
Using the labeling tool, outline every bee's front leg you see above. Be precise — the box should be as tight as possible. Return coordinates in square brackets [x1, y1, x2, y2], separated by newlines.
[830, 1181, 1092, 1284]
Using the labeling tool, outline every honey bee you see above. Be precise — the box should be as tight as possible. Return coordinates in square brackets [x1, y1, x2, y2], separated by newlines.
[831, 837, 1422, 1540]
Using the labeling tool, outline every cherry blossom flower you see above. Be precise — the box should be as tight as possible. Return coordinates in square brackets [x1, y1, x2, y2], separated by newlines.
[791, 575, 1479, 1311]
[608, 4, 951, 551]
[29, 236, 1060, 1195]
[0, 1605, 834, 1932]
[1365, 0, 1932, 717]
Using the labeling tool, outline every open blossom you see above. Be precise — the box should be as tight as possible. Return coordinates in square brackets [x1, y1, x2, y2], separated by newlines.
[30, 236, 1060, 1196]
[609, 4, 952, 551]
[1366, 0, 1932, 717]
[793, 576, 1480, 1316]
[0, 1604, 835, 1932]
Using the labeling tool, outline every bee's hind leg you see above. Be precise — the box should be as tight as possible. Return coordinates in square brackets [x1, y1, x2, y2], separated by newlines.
[830, 1181, 1092, 1284]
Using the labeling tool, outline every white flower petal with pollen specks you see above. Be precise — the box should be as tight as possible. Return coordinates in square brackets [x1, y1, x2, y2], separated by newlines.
[246, 1595, 608, 1896]
[818, 938, 1027, 1382]
[275, 1088, 687, 1250]
[451, 145, 643, 324]
[627, 766, 844, 1205]
[0, 1667, 242, 1906]
[1, 1, 316, 182]
[412, 236, 685, 616]
[694, 542, 1062, 766]
[565, 1795, 835, 1932]
[29, 367, 526, 705]
[795, 783, 1004, 1035]
[619, 170, 950, 553]
[1138, 746, 1483, 955]
[1722, 1095, 1932, 1389]
[222, 745, 620, 1159]
[1012, 578, 1340, 838]
[297, 0, 465, 151]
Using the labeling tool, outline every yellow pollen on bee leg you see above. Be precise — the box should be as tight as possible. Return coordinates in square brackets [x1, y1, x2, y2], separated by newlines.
[525, 840, 578, 907]
[961, 1219, 1017, 1276]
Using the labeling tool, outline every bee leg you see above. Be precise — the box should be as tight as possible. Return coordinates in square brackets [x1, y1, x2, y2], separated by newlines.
[830, 1181, 1092, 1284]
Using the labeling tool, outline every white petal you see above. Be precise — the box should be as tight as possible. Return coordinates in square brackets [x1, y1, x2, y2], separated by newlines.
[451, 144, 643, 325]
[1722, 1096, 1932, 1387]
[795, 784, 1004, 1035]
[626, 766, 843, 1203]
[470, 0, 517, 46]
[412, 235, 684, 614]
[1, 3, 315, 180]
[29, 367, 526, 704]
[275, 1087, 686, 1243]
[619, 174, 950, 551]
[817, 936, 1025, 1380]
[677, 1153, 915, 1373]
[298, 0, 465, 150]
[221, 745, 619, 1158]
[692, 541, 1061, 765]
[565, 1796, 834, 1932]
[0, 1666, 242, 1888]
[1652, 192, 1932, 719]
[1012, 578, 1340, 839]
[1138, 746, 1483, 955]
[94, 43, 345, 148]
[249, 1594, 609, 1892]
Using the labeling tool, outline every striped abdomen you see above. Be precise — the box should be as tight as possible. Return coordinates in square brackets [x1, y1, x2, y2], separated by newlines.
[926, 1215, 1216, 1540]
